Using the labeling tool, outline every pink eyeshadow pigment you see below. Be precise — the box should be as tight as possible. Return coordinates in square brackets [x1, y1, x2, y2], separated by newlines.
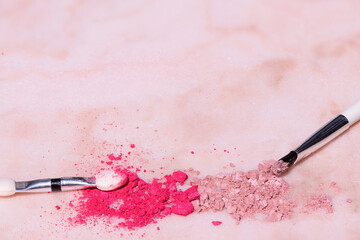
[67, 168, 197, 230]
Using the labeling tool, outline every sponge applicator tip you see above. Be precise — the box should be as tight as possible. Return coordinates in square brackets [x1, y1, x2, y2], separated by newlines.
[0, 178, 16, 196]
[95, 170, 128, 191]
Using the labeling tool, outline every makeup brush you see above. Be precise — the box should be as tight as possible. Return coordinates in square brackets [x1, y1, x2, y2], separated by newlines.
[279, 99, 360, 167]
[0, 170, 128, 197]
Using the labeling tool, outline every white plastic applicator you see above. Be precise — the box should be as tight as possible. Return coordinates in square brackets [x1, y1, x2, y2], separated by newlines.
[0, 170, 128, 196]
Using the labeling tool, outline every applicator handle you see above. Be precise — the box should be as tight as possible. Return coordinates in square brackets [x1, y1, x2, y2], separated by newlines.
[342, 100, 360, 125]
[15, 177, 96, 193]
[280, 99, 360, 166]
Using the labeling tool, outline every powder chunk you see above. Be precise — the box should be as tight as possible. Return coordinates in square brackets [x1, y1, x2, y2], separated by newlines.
[346, 198, 352, 203]
[258, 160, 288, 176]
[212, 221, 222, 226]
[172, 171, 188, 185]
[185, 185, 200, 201]
[172, 202, 194, 216]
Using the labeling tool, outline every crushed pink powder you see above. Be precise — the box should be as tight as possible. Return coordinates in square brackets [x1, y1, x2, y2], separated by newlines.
[67, 167, 198, 230]
[191, 160, 295, 223]
[303, 194, 333, 214]
[346, 198, 352, 203]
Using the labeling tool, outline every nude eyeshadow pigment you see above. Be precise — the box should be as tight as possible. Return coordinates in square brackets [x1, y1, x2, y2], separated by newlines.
[191, 160, 296, 223]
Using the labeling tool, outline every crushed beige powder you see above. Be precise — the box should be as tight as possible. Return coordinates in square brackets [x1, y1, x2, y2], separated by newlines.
[191, 160, 295, 223]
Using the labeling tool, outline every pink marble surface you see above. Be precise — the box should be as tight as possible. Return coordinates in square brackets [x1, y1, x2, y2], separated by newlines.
[0, 1, 359, 239]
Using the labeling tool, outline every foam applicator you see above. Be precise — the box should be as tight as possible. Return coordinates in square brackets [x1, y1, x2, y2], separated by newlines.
[0, 170, 128, 197]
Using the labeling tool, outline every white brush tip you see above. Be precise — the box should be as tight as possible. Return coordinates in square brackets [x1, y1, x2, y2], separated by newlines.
[0, 178, 16, 196]
[95, 170, 128, 191]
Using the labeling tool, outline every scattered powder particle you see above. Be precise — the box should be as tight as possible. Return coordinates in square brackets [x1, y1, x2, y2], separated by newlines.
[55, 206, 61, 210]
[304, 194, 333, 214]
[191, 160, 295, 223]
[130, 144, 135, 148]
[329, 181, 342, 192]
[229, 163, 235, 168]
[67, 167, 198, 229]
[108, 154, 122, 160]
[346, 198, 352, 203]
[212, 221, 222, 226]
[172, 171, 188, 185]
[191, 151, 194, 154]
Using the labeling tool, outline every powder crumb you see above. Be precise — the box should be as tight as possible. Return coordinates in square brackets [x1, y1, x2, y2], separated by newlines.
[108, 154, 122, 160]
[185, 185, 200, 201]
[346, 198, 352, 203]
[304, 194, 333, 214]
[258, 160, 288, 176]
[172, 202, 194, 216]
[329, 181, 342, 192]
[185, 168, 200, 176]
[172, 171, 188, 185]
[229, 163, 235, 168]
[212, 221, 222, 226]
[130, 144, 135, 148]
[55, 206, 61, 210]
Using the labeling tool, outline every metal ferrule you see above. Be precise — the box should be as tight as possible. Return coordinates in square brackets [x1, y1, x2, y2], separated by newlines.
[280, 114, 350, 166]
[15, 177, 96, 193]
[60, 177, 96, 191]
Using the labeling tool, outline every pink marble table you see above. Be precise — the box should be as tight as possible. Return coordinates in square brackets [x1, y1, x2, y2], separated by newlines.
[0, 1, 359, 239]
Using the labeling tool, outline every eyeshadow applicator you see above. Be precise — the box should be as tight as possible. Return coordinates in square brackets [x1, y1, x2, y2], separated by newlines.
[279, 99, 360, 167]
[0, 170, 128, 197]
